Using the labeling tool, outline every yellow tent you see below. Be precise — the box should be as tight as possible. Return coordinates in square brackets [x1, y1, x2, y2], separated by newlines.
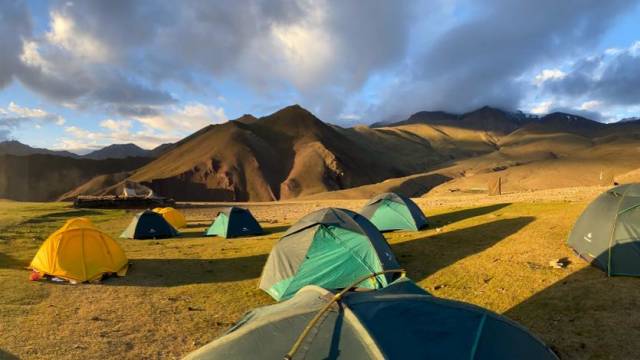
[153, 207, 187, 229]
[30, 218, 128, 283]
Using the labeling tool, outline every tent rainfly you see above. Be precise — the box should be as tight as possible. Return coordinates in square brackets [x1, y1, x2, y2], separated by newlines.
[259, 208, 399, 301]
[153, 207, 187, 229]
[30, 218, 128, 282]
[184, 277, 558, 360]
[360, 192, 428, 232]
[568, 183, 640, 276]
[205, 207, 263, 238]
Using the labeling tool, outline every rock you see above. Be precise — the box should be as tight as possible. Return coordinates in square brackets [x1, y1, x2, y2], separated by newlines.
[549, 257, 571, 268]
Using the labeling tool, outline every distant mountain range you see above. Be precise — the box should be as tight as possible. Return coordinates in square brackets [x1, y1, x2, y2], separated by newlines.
[2, 104, 640, 202]
[0, 140, 172, 160]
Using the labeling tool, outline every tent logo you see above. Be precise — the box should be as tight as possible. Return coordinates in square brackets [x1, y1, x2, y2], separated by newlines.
[242, 227, 248, 232]
[584, 233, 592, 242]
[149, 228, 156, 233]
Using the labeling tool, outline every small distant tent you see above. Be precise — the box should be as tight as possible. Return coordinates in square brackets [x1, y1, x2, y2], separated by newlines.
[568, 183, 640, 276]
[205, 207, 263, 238]
[30, 218, 128, 283]
[120, 210, 178, 239]
[259, 208, 400, 301]
[153, 207, 187, 229]
[121, 180, 154, 198]
[185, 277, 557, 360]
[360, 192, 428, 232]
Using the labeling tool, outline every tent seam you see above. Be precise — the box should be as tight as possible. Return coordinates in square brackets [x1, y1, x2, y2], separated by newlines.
[608, 186, 631, 276]
[470, 313, 486, 360]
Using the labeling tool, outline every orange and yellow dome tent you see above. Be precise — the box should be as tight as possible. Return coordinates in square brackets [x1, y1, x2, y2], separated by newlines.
[30, 218, 128, 283]
[153, 207, 187, 229]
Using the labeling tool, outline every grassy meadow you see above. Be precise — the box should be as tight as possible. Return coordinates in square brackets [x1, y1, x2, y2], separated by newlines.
[1, 194, 638, 359]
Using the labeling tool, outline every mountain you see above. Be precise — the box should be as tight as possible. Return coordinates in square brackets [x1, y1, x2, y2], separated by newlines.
[0, 140, 79, 158]
[15, 104, 640, 202]
[84, 143, 152, 160]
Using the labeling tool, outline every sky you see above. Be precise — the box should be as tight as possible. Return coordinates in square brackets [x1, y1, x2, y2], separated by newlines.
[1, 0, 639, 154]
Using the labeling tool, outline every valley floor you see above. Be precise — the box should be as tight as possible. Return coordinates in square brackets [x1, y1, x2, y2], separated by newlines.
[0, 187, 637, 359]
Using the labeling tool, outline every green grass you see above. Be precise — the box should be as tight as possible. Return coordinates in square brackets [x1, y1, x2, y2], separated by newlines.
[0, 199, 638, 359]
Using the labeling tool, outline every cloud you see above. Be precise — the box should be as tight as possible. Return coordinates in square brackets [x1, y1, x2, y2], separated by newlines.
[368, 0, 636, 121]
[533, 69, 567, 86]
[0, 102, 65, 137]
[54, 102, 225, 152]
[544, 41, 640, 107]
[0, 0, 31, 88]
[134, 103, 227, 133]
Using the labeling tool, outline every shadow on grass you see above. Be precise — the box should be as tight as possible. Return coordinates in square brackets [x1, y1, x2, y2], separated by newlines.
[185, 222, 210, 229]
[0, 253, 23, 269]
[428, 203, 511, 227]
[393, 216, 534, 282]
[178, 231, 207, 239]
[505, 251, 640, 359]
[110, 254, 268, 287]
[262, 225, 289, 235]
[0, 349, 19, 360]
[21, 209, 105, 225]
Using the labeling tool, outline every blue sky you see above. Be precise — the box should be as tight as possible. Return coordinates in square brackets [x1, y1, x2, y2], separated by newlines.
[1, 0, 639, 154]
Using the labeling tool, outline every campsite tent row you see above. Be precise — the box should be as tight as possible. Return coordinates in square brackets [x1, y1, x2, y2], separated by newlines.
[27, 192, 562, 358]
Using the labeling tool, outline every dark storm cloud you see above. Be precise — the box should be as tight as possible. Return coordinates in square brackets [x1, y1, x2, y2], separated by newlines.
[372, 0, 637, 120]
[546, 50, 640, 106]
[0, 0, 31, 88]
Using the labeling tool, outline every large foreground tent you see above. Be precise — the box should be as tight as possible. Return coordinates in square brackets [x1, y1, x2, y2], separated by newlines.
[185, 278, 557, 360]
[259, 208, 399, 301]
[153, 207, 187, 229]
[120, 210, 179, 239]
[30, 218, 128, 282]
[568, 183, 640, 276]
[205, 207, 263, 238]
[360, 192, 428, 232]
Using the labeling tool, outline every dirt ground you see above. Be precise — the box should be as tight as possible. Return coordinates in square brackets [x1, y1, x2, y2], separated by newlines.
[1, 186, 638, 359]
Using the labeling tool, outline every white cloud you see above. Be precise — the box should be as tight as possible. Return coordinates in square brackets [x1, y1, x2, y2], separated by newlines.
[0, 102, 65, 128]
[100, 119, 132, 133]
[533, 69, 566, 86]
[530, 100, 553, 114]
[579, 100, 602, 111]
[46, 11, 110, 62]
[339, 113, 361, 121]
[134, 103, 227, 133]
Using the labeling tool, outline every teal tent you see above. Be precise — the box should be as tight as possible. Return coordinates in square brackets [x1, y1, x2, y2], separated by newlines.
[205, 207, 263, 238]
[120, 210, 178, 239]
[568, 183, 640, 276]
[185, 278, 557, 360]
[259, 208, 399, 301]
[360, 192, 428, 231]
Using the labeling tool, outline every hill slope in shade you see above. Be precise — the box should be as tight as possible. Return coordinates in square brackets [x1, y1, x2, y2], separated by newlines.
[0, 155, 151, 201]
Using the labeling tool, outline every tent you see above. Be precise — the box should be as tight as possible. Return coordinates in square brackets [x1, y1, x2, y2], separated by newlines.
[568, 183, 640, 276]
[259, 208, 400, 301]
[205, 207, 263, 238]
[185, 277, 557, 360]
[360, 192, 428, 232]
[120, 210, 179, 239]
[153, 207, 187, 229]
[30, 218, 128, 283]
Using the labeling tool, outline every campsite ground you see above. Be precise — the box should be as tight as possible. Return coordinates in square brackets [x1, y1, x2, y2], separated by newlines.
[0, 187, 637, 359]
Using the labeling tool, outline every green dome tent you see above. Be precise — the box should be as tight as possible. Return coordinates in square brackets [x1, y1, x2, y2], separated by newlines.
[205, 207, 263, 238]
[568, 183, 640, 276]
[120, 210, 178, 240]
[360, 192, 428, 232]
[259, 208, 399, 301]
[185, 278, 557, 360]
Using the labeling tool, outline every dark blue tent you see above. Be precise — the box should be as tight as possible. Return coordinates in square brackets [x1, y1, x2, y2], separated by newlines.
[120, 210, 178, 239]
